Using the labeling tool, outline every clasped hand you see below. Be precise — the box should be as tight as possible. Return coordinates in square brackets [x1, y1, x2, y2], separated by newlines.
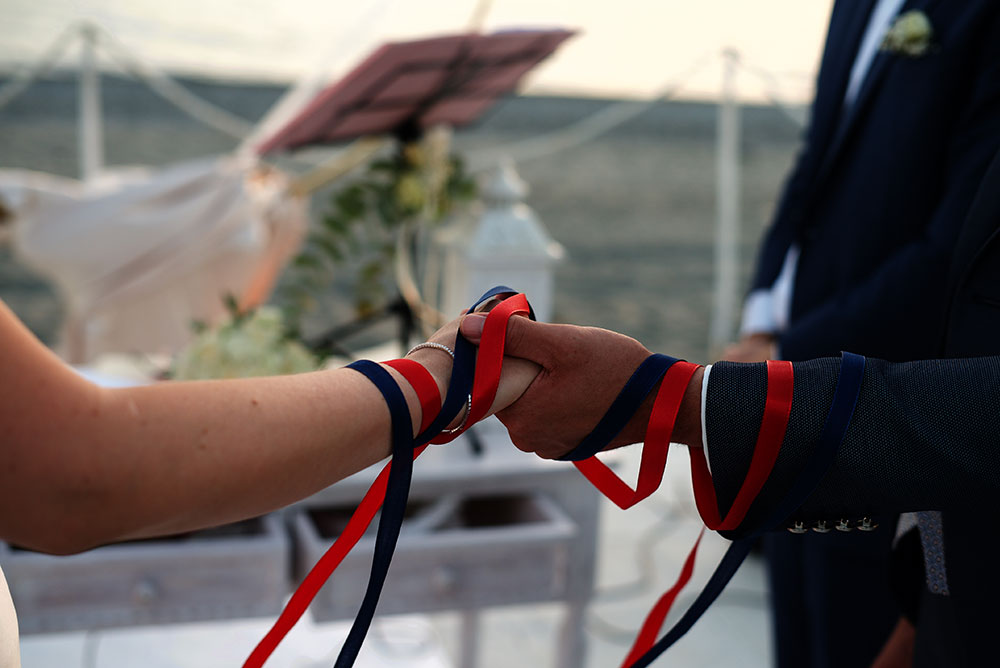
[415, 308, 703, 460]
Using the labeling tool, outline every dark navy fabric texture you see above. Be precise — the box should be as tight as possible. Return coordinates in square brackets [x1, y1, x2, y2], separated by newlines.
[631, 352, 866, 667]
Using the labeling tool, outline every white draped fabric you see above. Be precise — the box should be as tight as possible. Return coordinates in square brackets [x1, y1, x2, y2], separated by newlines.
[0, 158, 307, 363]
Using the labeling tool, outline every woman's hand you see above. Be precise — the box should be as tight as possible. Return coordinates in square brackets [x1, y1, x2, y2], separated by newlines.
[460, 313, 656, 459]
[404, 315, 461, 402]
[406, 305, 542, 429]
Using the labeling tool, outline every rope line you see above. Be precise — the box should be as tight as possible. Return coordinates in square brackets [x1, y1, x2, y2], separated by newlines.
[467, 50, 718, 171]
[94, 25, 254, 139]
[466, 48, 812, 170]
[0, 22, 84, 112]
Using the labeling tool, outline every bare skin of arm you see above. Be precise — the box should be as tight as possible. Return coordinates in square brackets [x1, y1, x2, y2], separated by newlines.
[0, 300, 538, 555]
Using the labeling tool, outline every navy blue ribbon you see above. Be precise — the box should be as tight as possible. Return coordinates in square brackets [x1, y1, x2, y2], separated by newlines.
[557, 354, 681, 462]
[338, 285, 866, 668]
[629, 351, 867, 667]
[337, 360, 417, 668]
[417, 286, 530, 443]
[337, 287, 532, 666]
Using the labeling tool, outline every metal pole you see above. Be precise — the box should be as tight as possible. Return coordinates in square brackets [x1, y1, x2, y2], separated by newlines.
[459, 608, 480, 668]
[78, 23, 104, 182]
[709, 49, 742, 355]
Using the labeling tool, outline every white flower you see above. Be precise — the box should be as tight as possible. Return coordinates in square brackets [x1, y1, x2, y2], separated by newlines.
[173, 306, 319, 380]
[881, 10, 933, 57]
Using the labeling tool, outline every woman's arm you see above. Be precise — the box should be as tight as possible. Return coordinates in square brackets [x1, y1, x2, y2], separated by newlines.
[0, 300, 537, 554]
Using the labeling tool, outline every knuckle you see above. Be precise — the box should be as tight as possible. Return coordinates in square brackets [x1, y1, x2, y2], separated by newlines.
[504, 316, 526, 353]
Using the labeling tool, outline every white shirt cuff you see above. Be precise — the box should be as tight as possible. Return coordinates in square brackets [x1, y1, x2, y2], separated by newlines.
[771, 245, 800, 332]
[700, 364, 712, 473]
[740, 291, 777, 336]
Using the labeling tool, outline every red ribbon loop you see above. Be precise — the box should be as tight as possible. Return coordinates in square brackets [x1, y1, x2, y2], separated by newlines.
[573, 361, 700, 510]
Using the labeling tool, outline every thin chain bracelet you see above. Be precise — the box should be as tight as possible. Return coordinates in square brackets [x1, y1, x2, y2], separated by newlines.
[407, 341, 465, 431]
[406, 342, 455, 360]
[438, 393, 472, 434]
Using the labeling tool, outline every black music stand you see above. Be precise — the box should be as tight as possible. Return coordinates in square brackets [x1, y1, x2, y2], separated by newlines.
[257, 29, 575, 153]
[260, 30, 576, 453]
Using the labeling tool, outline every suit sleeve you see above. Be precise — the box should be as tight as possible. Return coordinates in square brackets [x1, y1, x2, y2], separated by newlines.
[778, 12, 1000, 361]
[704, 357, 1000, 540]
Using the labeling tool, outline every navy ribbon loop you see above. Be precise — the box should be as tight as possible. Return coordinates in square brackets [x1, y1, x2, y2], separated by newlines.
[418, 286, 532, 443]
[274, 282, 866, 668]
[558, 354, 681, 462]
[334, 288, 535, 665]
[337, 360, 417, 667]
[629, 351, 867, 667]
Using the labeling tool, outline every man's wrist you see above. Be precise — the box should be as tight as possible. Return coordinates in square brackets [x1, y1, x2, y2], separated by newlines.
[617, 365, 705, 448]
[671, 366, 704, 447]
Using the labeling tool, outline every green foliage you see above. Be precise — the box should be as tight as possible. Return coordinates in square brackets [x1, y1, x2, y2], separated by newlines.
[279, 141, 477, 337]
[174, 305, 319, 380]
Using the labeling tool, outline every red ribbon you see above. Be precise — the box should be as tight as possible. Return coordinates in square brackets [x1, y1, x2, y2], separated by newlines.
[620, 529, 705, 668]
[247, 301, 795, 668]
[384, 358, 441, 434]
[573, 361, 700, 510]
[613, 359, 794, 667]
[688, 359, 794, 531]
[429, 293, 531, 444]
[245, 296, 525, 667]
[244, 443, 430, 668]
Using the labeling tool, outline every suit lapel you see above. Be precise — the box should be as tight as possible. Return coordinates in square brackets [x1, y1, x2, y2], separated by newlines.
[810, 0, 943, 191]
[806, 0, 878, 166]
[796, 0, 875, 166]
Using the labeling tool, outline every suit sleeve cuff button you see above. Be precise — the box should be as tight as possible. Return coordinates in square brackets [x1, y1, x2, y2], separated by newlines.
[787, 521, 809, 534]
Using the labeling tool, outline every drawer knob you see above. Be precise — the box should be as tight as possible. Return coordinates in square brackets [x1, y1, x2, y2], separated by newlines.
[132, 577, 160, 604]
[431, 566, 459, 596]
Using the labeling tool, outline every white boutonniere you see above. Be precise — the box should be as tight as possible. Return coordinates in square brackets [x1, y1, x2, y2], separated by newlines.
[881, 10, 933, 57]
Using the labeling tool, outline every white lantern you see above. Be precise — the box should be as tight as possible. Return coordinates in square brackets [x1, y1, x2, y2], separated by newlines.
[440, 158, 564, 321]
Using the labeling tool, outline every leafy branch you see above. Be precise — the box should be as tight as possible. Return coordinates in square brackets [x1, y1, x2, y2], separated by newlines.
[278, 136, 476, 341]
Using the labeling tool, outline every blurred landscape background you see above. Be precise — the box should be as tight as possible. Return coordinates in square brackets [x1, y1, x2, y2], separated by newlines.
[0, 75, 803, 363]
[0, 2, 835, 666]
[0, 0, 832, 362]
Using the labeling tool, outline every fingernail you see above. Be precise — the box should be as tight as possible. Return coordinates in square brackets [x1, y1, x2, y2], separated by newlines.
[461, 313, 487, 339]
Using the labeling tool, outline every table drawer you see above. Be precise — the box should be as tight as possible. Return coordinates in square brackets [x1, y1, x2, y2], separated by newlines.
[2, 514, 287, 633]
[292, 493, 576, 620]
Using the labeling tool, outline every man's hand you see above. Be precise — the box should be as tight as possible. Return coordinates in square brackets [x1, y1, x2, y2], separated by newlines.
[461, 313, 654, 459]
[721, 332, 777, 363]
[870, 617, 915, 668]
[409, 310, 541, 425]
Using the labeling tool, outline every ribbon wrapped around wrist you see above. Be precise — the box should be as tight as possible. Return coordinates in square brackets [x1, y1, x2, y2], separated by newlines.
[244, 287, 866, 668]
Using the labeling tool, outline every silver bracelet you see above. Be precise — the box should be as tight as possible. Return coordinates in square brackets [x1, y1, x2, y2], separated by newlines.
[406, 341, 455, 360]
[439, 394, 472, 434]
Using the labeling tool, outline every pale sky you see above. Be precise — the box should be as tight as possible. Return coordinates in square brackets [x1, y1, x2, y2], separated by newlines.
[0, 0, 834, 103]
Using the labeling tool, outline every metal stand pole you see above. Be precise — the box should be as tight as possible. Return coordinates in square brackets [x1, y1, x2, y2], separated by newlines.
[78, 23, 104, 183]
[459, 608, 480, 667]
[709, 49, 742, 356]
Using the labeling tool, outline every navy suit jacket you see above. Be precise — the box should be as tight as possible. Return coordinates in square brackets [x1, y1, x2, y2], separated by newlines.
[709, 147, 1000, 665]
[751, 0, 1000, 363]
